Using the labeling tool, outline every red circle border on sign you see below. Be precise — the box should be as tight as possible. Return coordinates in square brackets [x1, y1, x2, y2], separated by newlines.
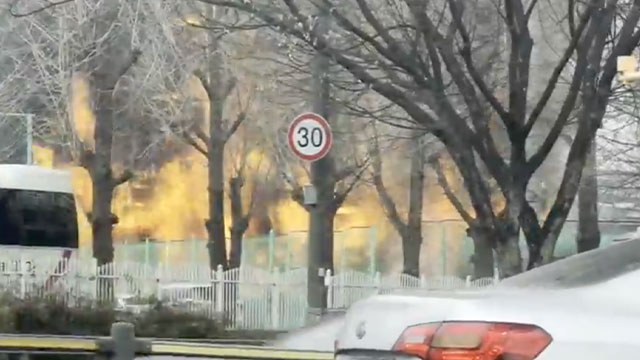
[287, 112, 333, 162]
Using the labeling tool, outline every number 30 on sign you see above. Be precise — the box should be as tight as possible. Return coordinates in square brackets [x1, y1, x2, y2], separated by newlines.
[287, 112, 333, 161]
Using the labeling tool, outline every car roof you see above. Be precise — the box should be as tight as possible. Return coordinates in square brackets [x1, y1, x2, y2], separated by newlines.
[498, 238, 640, 289]
[381, 239, 640, 297]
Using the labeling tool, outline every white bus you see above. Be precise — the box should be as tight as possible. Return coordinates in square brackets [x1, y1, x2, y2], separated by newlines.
[0, 164, 79, 276]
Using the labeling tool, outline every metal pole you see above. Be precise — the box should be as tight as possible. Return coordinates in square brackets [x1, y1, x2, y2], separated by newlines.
[26, 114, 33, 165]
[268, 229, 275, 272]
[144, 238, 150, 267]
[369, 226, 376, 275]
[441, 224, 447, 276]
[241, 236, 247, 267]
[285, 236, 292, 271]
[339, 231, 345, 272]
[191, 237, 197, 264]
[307, 6, 332, 321]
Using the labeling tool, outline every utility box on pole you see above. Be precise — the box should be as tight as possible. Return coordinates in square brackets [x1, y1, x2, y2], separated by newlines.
[303, 185, 318, 206]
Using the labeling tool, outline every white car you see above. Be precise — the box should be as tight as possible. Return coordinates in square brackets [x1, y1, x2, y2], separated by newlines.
[273, 312, 345, 351]
[334, 238, 640, 360]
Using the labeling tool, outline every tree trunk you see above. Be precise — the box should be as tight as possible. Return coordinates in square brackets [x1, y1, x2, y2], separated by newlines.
[466, 225, 494, 278]
[228, 227, 243, 269]
[88, 86, 118, 302]
[204, 9, 229, 270]
[577, 141, 600, 253]
[403, 134, 425, 277]
[91, 175, 115, 265]
[89, 89, 116, 266]
[229, 176, 249, 269]
[207, 139, 227, 269]
[401, 230, 421, 278]
[495, 238, 521, 278]
[495, 214, 522, 278]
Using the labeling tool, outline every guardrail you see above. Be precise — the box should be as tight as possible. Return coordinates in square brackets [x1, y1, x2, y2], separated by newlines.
[0, 323, 333, 360]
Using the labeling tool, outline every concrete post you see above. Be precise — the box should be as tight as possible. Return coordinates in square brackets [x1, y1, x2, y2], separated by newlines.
[110, 322, 136, 360]
[97, 322, 150, 360]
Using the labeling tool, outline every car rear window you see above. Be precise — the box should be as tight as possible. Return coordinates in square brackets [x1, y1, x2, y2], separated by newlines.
[498, 239, 640, 288]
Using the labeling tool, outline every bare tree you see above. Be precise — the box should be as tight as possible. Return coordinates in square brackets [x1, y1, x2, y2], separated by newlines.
[596, 86, 640, 236]
[11, 0, 183, 265]
[195, 0, 640, 277]
[370, 126, 425, 277]
[157, 3, 264, 269]
[246, 19, 370, 311]
[226, 126, 273, 268]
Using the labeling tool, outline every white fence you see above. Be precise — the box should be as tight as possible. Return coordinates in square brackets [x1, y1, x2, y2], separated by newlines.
[327, 270, 499, 309]
[0, 254, 497, 330]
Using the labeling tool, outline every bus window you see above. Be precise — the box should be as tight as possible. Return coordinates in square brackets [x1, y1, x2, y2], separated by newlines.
[0, 189, 78, 248]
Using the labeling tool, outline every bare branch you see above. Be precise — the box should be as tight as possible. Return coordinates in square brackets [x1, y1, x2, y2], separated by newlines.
[446, 0, 511, 125]
[113, 169, 134, 188]
[224, 75, 237, 100]
[335, 158, 368, 182]
[194, 69, 212, 101]
[370, 132, 407, 235]
[10, 0, 74, 17]
[525, 0, 540, 19]
[79, 147, 95, 171]
[524, 1, 595, 136]
[195, 126, 210, 145]
[225, 112, 246, 142]
[94, 48, 143, 90]
[334, 164, 368, 209]
[568, 0, 577, 37]
[184, 132, 209, 157]
[428, 154, 474, 225]
[280, 168, 309, 210]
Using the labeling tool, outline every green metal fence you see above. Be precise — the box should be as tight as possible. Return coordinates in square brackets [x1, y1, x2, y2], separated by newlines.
[111, 227, 380, 274]
[103, 220, 637, 275]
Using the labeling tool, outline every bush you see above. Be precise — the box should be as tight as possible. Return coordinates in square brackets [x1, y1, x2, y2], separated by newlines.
[128, 303, 224, 338]
[0, 294, 224, 338]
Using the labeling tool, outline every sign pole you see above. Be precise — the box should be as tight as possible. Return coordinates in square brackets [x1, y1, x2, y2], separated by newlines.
[287, 67, 334, 322]
[287, 109, 333, 322]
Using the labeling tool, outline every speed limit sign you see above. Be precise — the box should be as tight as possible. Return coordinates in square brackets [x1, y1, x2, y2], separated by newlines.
[287, 112, 333, 161]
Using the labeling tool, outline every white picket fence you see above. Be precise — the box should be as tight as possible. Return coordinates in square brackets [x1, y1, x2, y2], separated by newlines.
[326, 270, 499, 309]
[0, 252, 497, 330]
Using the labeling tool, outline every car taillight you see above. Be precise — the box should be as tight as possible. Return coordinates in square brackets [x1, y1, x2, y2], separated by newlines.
[392, 323, 440, 358]
[392, 322, 551, 360]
